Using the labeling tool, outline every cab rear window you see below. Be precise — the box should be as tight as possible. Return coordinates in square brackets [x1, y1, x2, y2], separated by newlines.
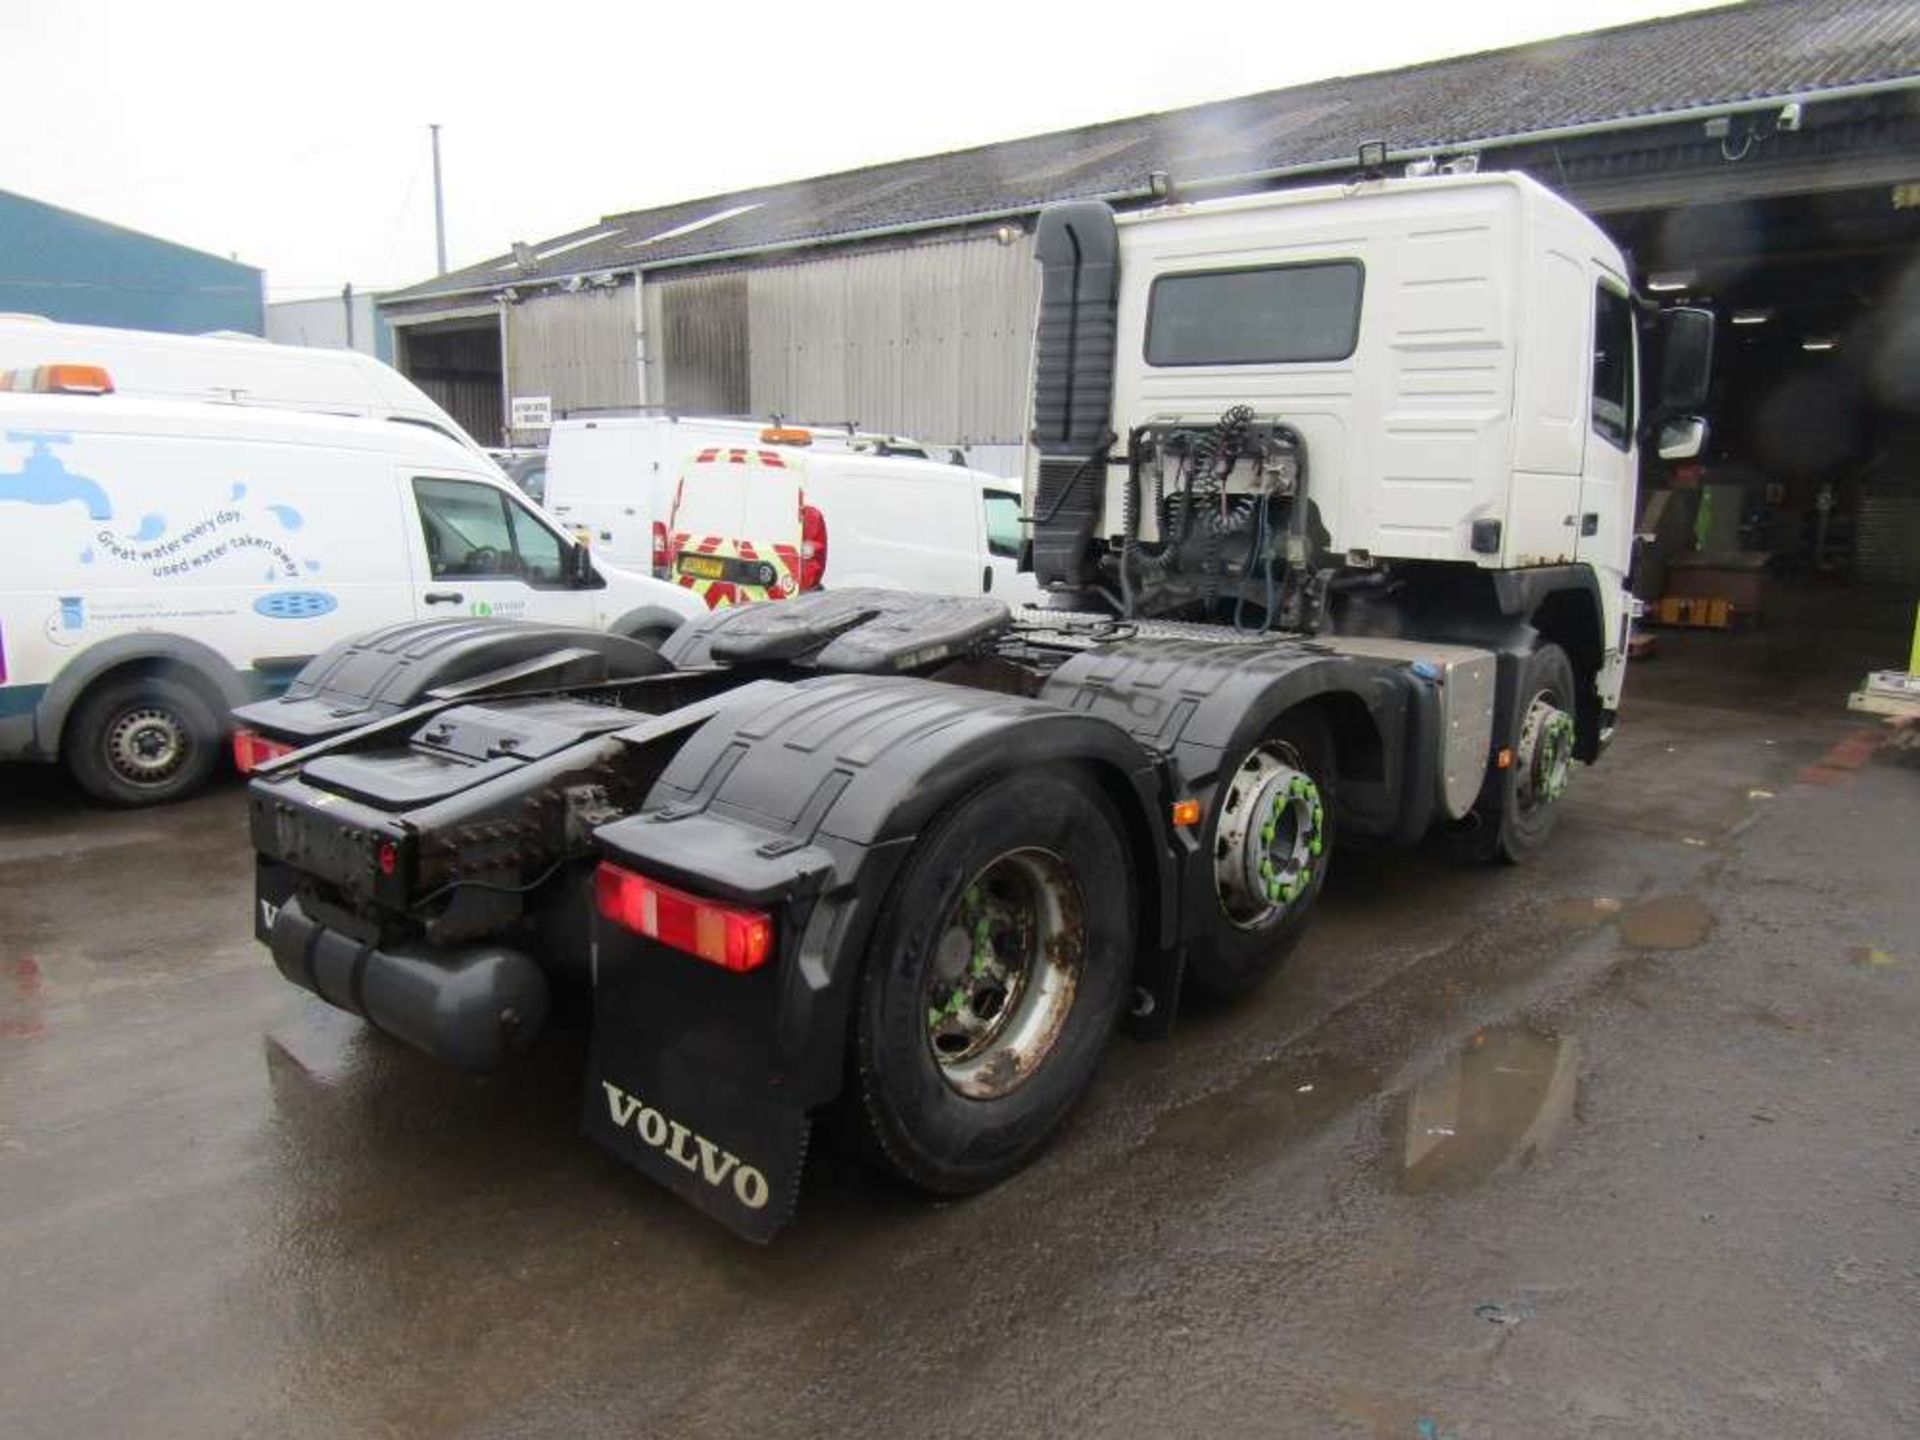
[1145, 260, 1364, 366]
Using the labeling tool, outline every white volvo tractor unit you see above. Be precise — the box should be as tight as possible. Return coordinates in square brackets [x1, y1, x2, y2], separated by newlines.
[237, 169, 1712, 1239]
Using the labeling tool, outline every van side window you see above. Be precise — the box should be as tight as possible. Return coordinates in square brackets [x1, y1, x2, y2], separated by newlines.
[503, 497, 565, 584]
[982, 490, 1022, 559]
[1591, 284, 1634, 451]
[413, 477, 566, 585]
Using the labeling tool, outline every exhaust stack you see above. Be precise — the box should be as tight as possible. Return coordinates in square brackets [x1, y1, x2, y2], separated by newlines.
[1028, 202, 1119, 590]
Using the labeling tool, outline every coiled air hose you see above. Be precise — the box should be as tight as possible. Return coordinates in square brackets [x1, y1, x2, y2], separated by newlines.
[1119, 404, 1265, 616]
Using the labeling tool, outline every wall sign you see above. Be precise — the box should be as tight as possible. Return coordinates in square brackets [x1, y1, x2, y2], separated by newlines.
[510, 395, 553, 429]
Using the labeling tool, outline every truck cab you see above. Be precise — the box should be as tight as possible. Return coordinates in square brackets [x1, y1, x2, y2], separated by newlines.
[1028, 171, 1711, 751]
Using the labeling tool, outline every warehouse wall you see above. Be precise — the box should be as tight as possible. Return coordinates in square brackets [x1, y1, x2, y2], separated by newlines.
[643, 272, 750, 416]
[0, 188, 263, 335]
[639, 232, 1037, 444]
[748, 234, 1036, 444]
[266, 292, 392, 362]
[505, 283, 642, 427]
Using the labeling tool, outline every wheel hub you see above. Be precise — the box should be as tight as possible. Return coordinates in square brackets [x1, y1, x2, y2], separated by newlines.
[1214, 744, 1325, 929]
[1516, 694, 1576, 810]
[106, 706, 187, 786]
[925, 849, 1083, 1100]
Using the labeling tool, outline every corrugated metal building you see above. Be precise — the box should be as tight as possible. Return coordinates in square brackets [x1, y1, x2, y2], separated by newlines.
[265, 288, 394, 363]
[380, 0, 1920, 540]
[0, 187, 263, 336]
[384, 227, 1039, 464]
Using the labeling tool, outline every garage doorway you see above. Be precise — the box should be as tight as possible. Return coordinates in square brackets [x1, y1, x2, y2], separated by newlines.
[395, 315, 505, 448]
[1606, 182, 1920, 694]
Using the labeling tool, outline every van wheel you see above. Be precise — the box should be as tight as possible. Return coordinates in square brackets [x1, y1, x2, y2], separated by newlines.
[66, 674, 223, 807]
[1185, 710, 1336, 999]
[846, 770, 1132, 1195]
[1456, 643, 1578, 865]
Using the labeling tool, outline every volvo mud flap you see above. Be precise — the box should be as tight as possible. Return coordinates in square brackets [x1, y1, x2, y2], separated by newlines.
[582, 810, 845, 1243]
[584, 937, 813, 1243]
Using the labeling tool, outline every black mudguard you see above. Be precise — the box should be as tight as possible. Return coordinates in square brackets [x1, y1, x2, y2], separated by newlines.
[580, 673, 1169, 1241]
[1040, 636, 1431, 931]
[233, 618, 672, 746]
[1041, 636, 1423, 828]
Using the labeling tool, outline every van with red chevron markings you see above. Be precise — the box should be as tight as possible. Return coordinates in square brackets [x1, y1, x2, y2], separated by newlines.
[664, 442, 1038, 608]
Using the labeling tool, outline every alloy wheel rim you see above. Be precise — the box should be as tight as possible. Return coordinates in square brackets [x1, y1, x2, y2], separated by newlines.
[925, 848, 1085, 1100]
[1516, 691, 1576, 812]
[1214, 743, 1325, 929]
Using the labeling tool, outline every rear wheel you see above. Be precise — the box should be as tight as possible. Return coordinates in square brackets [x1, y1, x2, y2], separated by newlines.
[847, 769, 1133, 1195]
[65, 673, 223, 807]
[1464, 642, 1578, 865]
[1185, 710, 1337, 999]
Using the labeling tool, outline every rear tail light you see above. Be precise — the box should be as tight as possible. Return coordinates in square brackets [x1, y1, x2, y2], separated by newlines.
[595, 863, 774, 973]
[232, 728, 295, 773]
[651, 520, 670, 579]
[798, 503, 827, 590]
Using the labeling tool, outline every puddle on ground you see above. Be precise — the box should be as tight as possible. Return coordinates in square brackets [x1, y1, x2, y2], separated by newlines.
[1618, 894, 1713, 950]
[1548, 892, 1714, 950]
[1146, 1051, 1384, 1162]
[1393, 1027, 1579, 1195]
[1548, 897, 1624, 929]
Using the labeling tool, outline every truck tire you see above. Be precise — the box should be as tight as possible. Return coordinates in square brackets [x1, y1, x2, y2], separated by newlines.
[1464, 642, 1578, 865]
[846, 769, 1133, 1195]
[1185, 709, 1337, 999]
[65, 672, 224, 807]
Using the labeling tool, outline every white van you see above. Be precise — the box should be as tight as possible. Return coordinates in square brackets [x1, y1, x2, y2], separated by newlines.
[543, 415, 939, 573]
[662, 444, 1038, 608]
[0, 315, 486, 461]
[0, 378, 703, 805]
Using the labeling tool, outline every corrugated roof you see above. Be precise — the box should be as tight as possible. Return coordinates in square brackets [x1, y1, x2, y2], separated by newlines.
[385, 0, 1920, 304]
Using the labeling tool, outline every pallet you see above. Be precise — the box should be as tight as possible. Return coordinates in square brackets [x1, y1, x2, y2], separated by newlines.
[1849, 670, 1920, 722]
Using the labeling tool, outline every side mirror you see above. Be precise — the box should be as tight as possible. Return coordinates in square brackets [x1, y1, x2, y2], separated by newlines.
[565, 540, 596, 587]
[1656, 306, 1714, 414]
[1657, 415, 1708, 461]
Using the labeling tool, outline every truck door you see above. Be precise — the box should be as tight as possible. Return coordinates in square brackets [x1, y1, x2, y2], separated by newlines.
[407, 474, 596, 626]
[1577, 277, 1636, 622]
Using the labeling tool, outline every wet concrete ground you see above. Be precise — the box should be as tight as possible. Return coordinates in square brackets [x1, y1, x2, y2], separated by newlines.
[3, 598, 1916, 1438]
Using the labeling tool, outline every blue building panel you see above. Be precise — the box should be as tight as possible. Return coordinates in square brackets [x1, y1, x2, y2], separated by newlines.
[0, 189, 264, 336]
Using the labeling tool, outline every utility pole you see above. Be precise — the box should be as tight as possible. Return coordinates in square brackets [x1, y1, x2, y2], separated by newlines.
[430, 123, 448, 276]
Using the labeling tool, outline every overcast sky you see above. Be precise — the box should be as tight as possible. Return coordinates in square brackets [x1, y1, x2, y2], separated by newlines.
[6, 0, 1724, 300]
